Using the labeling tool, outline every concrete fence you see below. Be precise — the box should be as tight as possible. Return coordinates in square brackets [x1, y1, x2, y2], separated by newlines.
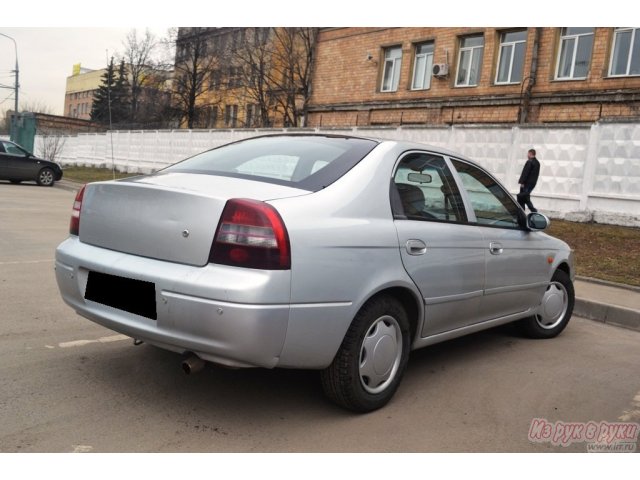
[33, 123, 640, 227]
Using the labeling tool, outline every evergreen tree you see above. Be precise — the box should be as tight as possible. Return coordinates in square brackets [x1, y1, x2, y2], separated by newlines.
[91, 58, 116, 125]
[111, 60, 131, 124]
[91, 58, 131, 126]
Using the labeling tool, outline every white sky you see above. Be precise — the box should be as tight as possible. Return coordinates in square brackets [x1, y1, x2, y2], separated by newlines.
[0, 27, 168, 115]
[0, 0, 630, 116]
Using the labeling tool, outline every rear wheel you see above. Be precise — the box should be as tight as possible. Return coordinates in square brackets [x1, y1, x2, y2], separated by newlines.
[37, 168, 55, 187]
[321, 295, 410, 412]
[518, 269, 574, 339]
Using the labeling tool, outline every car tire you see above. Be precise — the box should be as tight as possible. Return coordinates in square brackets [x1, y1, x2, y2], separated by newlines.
[37, 168, 55, 187]
[518, 269, 574, 339]
[321, 295, 411, 412]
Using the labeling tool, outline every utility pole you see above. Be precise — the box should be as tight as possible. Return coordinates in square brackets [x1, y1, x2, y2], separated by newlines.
[0, 32, 19, 138]
[0, 32, 19, 114]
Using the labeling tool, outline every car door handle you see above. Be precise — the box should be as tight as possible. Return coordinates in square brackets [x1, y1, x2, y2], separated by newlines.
[489, 242, 504, 255]
[406, 239, 427, 256]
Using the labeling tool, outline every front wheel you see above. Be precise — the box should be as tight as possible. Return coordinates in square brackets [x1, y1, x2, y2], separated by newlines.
[518, 269, 574, 339]
[37, 168, 55, 187]
[321, 295, 411, 412]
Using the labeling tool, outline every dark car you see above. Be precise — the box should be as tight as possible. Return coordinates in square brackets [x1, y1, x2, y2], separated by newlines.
[0, 140, 63, 186]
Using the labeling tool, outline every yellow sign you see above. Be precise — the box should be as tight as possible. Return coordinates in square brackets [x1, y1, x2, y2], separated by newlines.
[72, 63, 81, 76]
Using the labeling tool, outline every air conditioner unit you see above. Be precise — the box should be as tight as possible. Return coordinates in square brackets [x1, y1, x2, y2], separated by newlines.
[432, 63, 449, 77]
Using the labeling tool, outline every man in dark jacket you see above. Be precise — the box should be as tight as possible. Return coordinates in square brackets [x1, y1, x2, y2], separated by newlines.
[517, 148, 540, 212]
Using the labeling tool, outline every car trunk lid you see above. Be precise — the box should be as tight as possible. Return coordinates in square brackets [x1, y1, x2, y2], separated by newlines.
[78, 172, 308, 267]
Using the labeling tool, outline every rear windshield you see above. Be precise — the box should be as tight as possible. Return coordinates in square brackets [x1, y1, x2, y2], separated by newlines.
[163, 135, 379, 191]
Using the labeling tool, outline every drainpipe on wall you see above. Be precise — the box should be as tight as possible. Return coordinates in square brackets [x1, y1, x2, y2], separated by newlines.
[519, 27, 541, 124]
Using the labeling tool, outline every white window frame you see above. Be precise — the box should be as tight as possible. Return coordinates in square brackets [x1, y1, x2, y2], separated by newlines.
[224, 104, 238, 128]
[555, 28, 595, 80]
[609, 27, 640, 77]
[380, 46, 403, 92]
[411, 42, 434, 90]
[456, 35, 484, 87]
[495, 30, 527, 85]
[246, 104, 255, 127]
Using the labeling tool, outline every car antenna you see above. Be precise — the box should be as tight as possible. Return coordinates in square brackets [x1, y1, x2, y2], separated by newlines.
[106, 49, 115, 181]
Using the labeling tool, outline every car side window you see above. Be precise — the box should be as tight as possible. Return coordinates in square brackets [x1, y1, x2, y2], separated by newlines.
[451, 159, 520, 228]
[2, 142, 24, 156]
[392, 152, 467, 223]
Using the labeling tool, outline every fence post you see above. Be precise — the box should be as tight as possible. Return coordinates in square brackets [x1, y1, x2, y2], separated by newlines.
[447, 124, 456, 151]
[580, 122, 601, 212]
[506, 126, 521, 193]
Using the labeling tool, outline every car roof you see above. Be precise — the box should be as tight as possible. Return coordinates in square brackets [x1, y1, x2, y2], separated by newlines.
[378, 138, 482, 168]
[243, 133, 482, 169]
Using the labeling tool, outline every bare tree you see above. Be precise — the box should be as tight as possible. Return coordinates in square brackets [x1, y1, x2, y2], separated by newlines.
[170, 28, 222, 129]
[269, 28, 318, 127]
[0, 108, 10, 134]
[235, 27, 318, 128]
[234, 28, 276, 127]
[20, 100, 55, 115]
[38, 130, 66, 162]
[123, 29, 157, 123]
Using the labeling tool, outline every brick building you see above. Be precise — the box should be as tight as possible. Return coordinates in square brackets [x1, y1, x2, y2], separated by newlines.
[175, 27, 316, 129]
[64, 63, 173, 127]
[64, 64, 105, 120]
[307, 27, 640, 127]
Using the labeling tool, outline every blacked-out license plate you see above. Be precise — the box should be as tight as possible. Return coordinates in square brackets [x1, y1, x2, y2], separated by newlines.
[85, 271, 157, 320]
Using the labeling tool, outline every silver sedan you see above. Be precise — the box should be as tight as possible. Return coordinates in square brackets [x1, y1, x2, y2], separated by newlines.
[55, 134, 575, 412]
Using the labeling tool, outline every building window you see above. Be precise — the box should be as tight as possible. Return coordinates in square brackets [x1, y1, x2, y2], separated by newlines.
[209, 70, 218, 89]
[411, 42, 434, 90]
[209, 107, 218, 128]
[609, 27, 640, 77]
[227, 66, 242, 88]
[456, 35, 484, 87]
[496, 30, 527, 84]
[246, 104, 256, 127]
[556, 28, 594, 80]
[224, 104, 238, 128]
[256, 28, 270, 46]
[380, 46, 403, 92]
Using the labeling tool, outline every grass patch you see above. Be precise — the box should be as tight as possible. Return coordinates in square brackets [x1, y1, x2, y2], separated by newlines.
[62, 167, 139, 183]
[548, 219, 640, 286]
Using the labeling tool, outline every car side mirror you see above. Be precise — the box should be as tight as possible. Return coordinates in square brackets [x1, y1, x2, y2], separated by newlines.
[527, 212, 550, 231]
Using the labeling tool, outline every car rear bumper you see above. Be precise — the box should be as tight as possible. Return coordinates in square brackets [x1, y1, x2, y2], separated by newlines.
[55, 237, 291, 368]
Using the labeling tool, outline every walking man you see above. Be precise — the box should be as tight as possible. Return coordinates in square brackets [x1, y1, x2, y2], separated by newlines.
[518, 148, 540, 213]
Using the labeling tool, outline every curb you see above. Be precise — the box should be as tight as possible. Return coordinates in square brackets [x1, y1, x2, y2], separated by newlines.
[576, 276, 640, 293]
[574, 298, 640, 332]
[55, 180, 83, 193]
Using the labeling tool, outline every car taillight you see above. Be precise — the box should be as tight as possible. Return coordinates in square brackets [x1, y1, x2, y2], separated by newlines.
[209, 199, 291, 270]
[69, 185, 86, 236]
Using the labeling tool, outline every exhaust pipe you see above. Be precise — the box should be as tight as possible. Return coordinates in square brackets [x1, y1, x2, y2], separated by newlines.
[181, 354, 205, 375]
